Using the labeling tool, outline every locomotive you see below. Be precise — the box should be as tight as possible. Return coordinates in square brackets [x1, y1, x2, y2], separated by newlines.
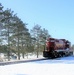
[43, 38, 73, 58]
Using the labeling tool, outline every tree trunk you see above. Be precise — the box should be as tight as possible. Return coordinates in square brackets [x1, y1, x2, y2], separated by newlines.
[17, 28, 20, 60]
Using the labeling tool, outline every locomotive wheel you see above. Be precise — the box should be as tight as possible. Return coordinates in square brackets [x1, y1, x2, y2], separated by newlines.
[58, 52, 63, 57]
[54, 51, 58, 58]
[58, 53, 62, 57]
[50, 51, 58, 58]
[58, 52, 65, 57]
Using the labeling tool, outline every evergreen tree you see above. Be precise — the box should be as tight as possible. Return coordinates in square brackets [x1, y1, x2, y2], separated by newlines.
[31, 24, 42, 58]
[31, 24, 51, 57]
[11, 15, 30, 60]
[1, 9, 14, 61]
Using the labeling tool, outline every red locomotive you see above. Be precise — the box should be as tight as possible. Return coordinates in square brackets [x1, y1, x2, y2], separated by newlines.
[43, 38, 73, 58]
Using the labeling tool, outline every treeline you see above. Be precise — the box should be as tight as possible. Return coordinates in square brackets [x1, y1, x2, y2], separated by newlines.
[0, 3, 51, 60]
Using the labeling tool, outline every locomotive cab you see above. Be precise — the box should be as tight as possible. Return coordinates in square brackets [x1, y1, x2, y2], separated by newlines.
[46, 38, 55, 51]
[43, 38, 55, 57]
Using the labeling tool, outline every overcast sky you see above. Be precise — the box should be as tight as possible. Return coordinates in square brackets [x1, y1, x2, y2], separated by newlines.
[0, 0, 74, 45]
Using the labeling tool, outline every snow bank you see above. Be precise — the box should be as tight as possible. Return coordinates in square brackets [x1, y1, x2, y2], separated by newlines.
[0, 63, 74, 75]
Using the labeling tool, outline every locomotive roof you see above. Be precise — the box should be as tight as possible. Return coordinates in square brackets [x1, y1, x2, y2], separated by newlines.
[47, 38, 69, 42]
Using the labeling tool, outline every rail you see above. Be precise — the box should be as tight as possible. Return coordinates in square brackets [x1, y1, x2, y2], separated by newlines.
[0, 58, 47, 66]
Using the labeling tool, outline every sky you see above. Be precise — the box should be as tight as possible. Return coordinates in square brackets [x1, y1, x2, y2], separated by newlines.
[0, 0, 74, 45]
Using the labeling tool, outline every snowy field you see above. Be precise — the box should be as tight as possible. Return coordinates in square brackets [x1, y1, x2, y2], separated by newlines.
[0, 56, 74, 75]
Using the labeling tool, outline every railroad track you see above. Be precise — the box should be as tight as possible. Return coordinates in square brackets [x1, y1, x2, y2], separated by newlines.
[0, 58, 47, 66]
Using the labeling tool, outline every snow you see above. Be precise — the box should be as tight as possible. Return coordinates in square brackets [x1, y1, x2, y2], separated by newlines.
[31, 56, 74, 64]
[0, 56, 74, 75]
[0, 63, 74, 75]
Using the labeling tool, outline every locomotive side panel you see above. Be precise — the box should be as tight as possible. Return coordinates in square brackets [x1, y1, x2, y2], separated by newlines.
[54, 39, 65, 50]
[46, 38, 66, 51]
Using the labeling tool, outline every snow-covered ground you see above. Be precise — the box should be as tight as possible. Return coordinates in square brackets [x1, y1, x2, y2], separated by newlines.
[31, 56, 74, 64]
[0, 56, 74, 75]
[0, 53, 43, 61]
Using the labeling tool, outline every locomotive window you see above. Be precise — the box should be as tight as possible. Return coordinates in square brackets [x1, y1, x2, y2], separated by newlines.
[46, 39, 55, 42]
[67, 43, 70, 44]
[55, 40, 59, 42]
[50, 40, 55, 42]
